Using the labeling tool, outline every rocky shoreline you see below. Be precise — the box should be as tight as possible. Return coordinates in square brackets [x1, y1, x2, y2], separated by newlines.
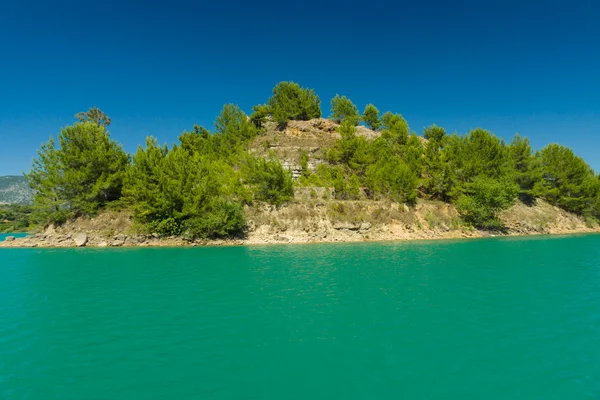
[1, 224, 598, 249]
[2, 198, 598, 249]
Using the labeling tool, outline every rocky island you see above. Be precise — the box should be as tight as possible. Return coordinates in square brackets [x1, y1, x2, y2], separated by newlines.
[3, 82, 600, 248]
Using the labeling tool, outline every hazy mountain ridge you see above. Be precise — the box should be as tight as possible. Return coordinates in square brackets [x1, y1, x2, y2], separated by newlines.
[0, 176, 33, 204]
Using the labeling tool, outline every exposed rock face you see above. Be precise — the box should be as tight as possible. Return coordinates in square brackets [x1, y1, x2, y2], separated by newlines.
[4, 235, 15, 241]
[359, 222, 372, 231]
[333, 221, 360, 230]
[250, 118, 382, 181]
[73, 233, 88, 247]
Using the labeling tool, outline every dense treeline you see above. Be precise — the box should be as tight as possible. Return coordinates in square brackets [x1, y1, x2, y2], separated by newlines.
[25, 82, 600, 236]
[0, 204, 32, 233]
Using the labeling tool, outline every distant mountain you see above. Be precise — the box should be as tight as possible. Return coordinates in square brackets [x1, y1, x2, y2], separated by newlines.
[0, 176, 33, 204]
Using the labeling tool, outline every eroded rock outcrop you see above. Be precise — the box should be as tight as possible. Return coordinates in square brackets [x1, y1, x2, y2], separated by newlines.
[73, 233, 88, 247]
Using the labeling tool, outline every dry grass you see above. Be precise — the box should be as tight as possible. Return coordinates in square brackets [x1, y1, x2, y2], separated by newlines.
[49, 210, 135, 238]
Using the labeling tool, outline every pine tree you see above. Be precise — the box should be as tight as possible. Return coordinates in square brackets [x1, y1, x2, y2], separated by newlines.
[75, 107, 111, 127]
[381, 112, 409, 146]
[330, 94, 359, 125]
[267, 81, 321, 126]
[361, 104, 381, 130]
[26, 121, 129, 220]
[534, 144, 600, 215]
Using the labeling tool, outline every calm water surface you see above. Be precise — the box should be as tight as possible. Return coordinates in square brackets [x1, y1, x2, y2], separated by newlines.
[1, 235, 600, 399]
[0, 233, 28, 241]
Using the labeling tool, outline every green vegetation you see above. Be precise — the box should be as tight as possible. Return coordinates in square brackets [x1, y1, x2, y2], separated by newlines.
[26, 121, 128, 224]
[0, 204, 32, 232]
[330, 95, 359, 125]
[381, 112, 410, 146]
[25, 83, 600, 236]
[361, 104, 381, 130]
[264, 81, 321, 127]
[456, 177, 519, 230]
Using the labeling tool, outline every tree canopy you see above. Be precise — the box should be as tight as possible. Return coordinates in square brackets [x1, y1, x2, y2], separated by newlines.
[361, 104, 381, 130]
[330, 95, 359, 125]
[266, 81, 321, 126]
[75, 107, 111, 127]
[26, 120, 128, 223]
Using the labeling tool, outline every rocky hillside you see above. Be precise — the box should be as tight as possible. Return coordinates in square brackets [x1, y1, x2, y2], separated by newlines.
[249, 117, 426, 178]
[0, 176, 32, 204]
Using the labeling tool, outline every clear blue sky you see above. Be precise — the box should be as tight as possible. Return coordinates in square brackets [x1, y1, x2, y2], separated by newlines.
[1, 0, 599, 175]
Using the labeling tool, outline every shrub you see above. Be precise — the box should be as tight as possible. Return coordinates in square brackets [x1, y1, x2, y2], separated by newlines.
[300, 151, 310, 177]
[243, 156, 294, 205]
[147, 217, 181, 237]
[365, 157, 418, 204]
[182, 200, 245, 239]
[457, 176, 519, 230]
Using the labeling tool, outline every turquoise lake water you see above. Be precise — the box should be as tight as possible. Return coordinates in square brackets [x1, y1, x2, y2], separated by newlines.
[1, 235, 600, 399]
[0, 232, 28, 241]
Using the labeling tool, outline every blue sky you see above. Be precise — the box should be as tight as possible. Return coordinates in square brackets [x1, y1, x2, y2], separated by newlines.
[0, 0, 599, 175]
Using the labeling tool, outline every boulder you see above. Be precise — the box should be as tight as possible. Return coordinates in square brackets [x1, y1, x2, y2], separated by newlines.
[98, 241, 108, 247]
[333, 221, 360, 230]
[359, 222, 372, 231]
[73, 233, 88, 247]
[130, 235, 145, 244]
[4, 236, 15, 242]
